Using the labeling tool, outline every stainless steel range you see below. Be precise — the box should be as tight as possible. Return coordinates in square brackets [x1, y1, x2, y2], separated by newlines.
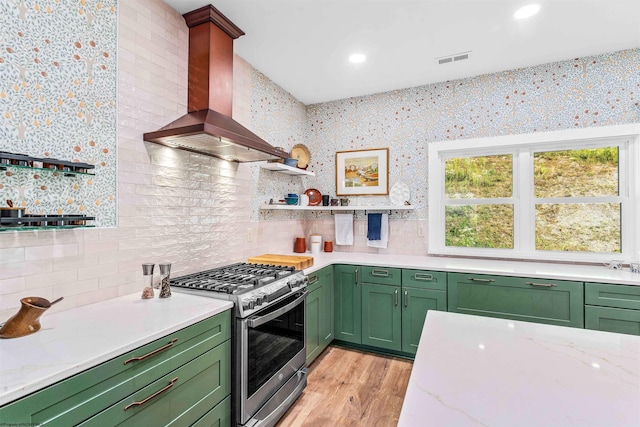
[171, 263, 308, 427]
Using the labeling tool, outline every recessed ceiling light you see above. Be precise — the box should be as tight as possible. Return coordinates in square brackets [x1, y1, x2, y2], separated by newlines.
[349, 53, 366, 64]
[514, 4, 541, 20]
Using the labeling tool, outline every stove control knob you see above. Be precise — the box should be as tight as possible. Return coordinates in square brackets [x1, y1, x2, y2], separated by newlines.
[244, 299, 255, 310]
[254, 295, 264, 306]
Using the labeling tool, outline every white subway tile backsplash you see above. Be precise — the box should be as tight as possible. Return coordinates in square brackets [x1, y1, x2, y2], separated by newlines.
[25, 243, 79, 261]
[0, 247, 25, 264]
[25, 269, 78, 290]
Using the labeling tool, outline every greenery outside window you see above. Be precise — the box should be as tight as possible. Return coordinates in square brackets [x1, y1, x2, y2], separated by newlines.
[428, 125, 640, 262]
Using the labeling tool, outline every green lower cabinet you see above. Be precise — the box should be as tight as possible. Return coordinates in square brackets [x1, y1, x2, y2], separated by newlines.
[79, 340, 230, 426]
[448, 273, 584, 328]
[319, 267, 334, 349]
[0, 312, 232, 427]
[585, 282, 640, 336]
[362, 283, 402, 351]
[585, 306, 640, 335]
[334, 264, 362, 344]
[306, 266, 335, 365]
[401, 287, 446, 354]
[306, 282, 322, 364]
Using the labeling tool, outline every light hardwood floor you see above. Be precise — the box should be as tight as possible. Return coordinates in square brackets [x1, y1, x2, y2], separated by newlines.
[277, 346, 413, 426]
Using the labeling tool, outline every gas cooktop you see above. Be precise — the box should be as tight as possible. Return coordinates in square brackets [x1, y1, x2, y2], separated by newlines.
[171, 262, 307, 317]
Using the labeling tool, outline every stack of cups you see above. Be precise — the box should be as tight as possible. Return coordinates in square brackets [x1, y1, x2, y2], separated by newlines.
[310, 234, 322, 255]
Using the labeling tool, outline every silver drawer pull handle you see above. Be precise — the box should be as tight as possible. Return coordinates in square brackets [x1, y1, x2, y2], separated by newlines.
[372, 269, 389, 277]
[123, 339, 178, 365]
[394, 288, 399, 307]
[124, 377, 178, 411]
[414, 273, 433, 281]
[355, 267, 359, 285]
[308, 275, 318, 285]
[404, 289, 408, 307]
[470, 278, 495, 283]
[525, 282, 557, 288]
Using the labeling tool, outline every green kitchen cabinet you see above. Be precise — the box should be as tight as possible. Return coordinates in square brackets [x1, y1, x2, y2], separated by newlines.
[448, 273, 584, 328]
[360, 266, 402, 351]
[401, 269, 447, 355]
[585, 282, 640, 336]
[0, 310, 232, 427]
[334, 264, 362, 344]
[362, 282, 402, 351]
[306, 266, 334, 365]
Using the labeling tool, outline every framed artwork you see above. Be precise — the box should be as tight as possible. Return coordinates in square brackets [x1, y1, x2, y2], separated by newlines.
[336, 148, 389, 196]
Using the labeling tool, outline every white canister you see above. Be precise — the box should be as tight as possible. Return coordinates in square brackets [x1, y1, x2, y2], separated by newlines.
[299, 194, 309, 206]
[310, 234, 322, 244]
[311, 241, 321, 255]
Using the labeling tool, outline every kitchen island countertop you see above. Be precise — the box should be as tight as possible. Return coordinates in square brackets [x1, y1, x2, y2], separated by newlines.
[399, 311, 640, 426]
[0, 292, 232, 406]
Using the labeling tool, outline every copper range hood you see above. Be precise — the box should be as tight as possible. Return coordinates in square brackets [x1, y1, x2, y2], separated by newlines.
[143, 5, 289, 162]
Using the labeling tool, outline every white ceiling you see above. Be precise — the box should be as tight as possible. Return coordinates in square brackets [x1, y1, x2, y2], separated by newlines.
[162, 0, 640, 105]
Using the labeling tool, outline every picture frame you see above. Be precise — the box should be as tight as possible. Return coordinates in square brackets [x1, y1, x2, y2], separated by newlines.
[336, 148, 389, 196]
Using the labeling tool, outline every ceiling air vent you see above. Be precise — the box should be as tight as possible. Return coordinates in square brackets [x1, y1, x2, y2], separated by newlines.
[436, 51, 472, 65]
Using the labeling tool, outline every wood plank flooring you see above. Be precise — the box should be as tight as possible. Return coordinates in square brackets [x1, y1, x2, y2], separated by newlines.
[277, 346, 413, 427]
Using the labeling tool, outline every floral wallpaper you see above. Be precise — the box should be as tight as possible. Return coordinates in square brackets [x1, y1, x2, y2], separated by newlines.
[0, 0, 117, 226]
[300, 49, 640, 220]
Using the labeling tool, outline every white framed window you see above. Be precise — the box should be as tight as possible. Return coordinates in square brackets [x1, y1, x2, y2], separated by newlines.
[428, 124, 640, 263]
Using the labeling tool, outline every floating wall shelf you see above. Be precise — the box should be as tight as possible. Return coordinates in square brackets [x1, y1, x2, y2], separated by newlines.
[260, 163, 315, 176]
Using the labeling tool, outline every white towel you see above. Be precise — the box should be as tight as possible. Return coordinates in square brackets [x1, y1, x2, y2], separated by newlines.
[367, 213, 389, 248]
[334, 213, 354, 245]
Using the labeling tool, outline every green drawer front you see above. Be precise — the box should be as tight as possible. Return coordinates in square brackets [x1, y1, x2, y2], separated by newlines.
[192, 395, 231, 427]
[361, 266, 401, 286]
[0, 311, 231, 426]
[585, 306, 640, 336]
[585, 282, 640, 310]
[402, 269, 447, 291]
[80, 340, 231, 426]
[448, 273, 584, 328]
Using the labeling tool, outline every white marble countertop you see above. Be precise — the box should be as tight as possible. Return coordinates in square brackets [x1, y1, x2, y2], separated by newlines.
[299, 252, 640, 286]
[398, 311, 640, 426]
[0, 292, 232, 406]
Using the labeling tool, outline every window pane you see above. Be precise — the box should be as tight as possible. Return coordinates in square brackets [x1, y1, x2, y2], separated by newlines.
[534, 147, 619, 198]
[445, 155, 512, 199]
[445, 205, 514, 248]
[535, 203, 621, 252]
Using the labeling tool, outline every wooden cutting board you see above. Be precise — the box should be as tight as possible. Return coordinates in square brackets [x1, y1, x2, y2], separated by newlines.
[248, 254, 314, 270]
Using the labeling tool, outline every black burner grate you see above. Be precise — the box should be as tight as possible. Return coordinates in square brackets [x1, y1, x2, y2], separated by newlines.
[171, 262, 296, 294]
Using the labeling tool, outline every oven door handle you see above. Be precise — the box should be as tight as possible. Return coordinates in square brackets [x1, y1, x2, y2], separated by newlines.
[247, 292, 307, 328]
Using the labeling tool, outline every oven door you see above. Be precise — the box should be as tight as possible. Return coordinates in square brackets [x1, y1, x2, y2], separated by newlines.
[236, 290, 307, 426]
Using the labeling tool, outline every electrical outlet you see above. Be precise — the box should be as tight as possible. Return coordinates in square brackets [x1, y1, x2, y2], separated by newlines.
[312, 223, 319, 234]
[359, 224, 366, 235]
[417, 224, 425, 237]
[391, 224, 401, 236]
[246, 228, 253, 242]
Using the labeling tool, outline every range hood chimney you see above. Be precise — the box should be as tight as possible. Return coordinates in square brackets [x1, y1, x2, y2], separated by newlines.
[143, 5, 289, 162]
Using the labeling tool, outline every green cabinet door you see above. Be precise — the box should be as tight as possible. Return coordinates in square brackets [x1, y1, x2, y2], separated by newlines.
[361, 283, 401, 351]
[318, 266, 334, 349]
[448, 273, 584, 328]
[585, 306, 640, 336]
[307, 266, 335, 365]
[334, 264, 361, 344]
[401, 287, 446, 354]
[305, 278, 322, 365]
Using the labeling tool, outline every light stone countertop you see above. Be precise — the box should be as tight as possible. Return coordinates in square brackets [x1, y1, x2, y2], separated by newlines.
[398, 311, 640, 427]
[3, 252, 639, 409]
[300, 252, 640, 286]
[0, 292, 232, 406]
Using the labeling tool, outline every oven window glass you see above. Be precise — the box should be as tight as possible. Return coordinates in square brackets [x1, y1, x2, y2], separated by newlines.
[247, 293, 305, 397]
